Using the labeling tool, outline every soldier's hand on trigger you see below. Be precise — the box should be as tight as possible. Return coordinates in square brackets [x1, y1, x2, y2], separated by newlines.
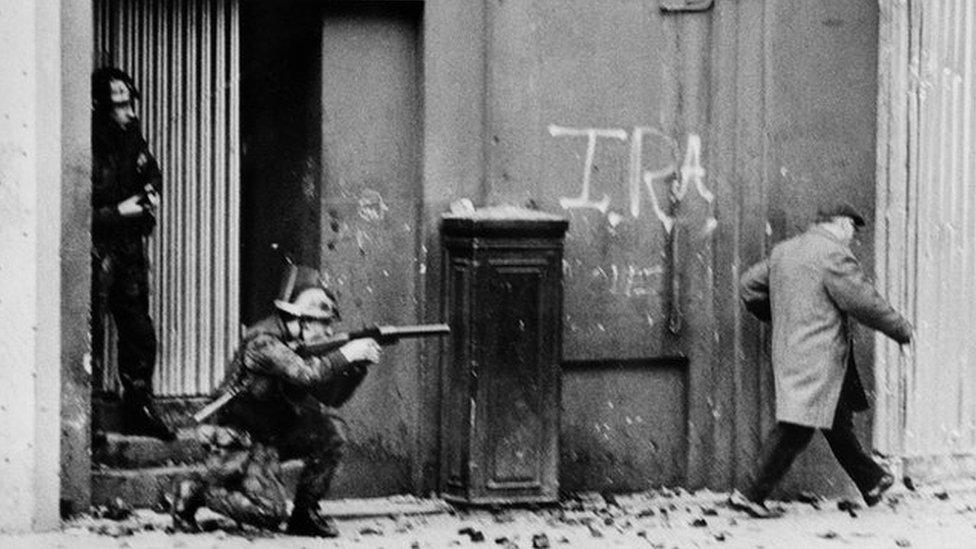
[338, 338, 381, 364]
[143, 184, 160, 211]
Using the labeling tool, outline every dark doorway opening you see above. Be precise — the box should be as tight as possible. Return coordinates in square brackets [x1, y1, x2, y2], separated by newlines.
[240, 0, 324, 323]
[240, 1, 425, 496]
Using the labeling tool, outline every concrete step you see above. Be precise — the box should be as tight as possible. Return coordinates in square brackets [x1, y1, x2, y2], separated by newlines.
[91, 460, 305, 508]
[93, 394, 209, 433]
[91, 460, 450, 518]
[92, 430, 206, 468]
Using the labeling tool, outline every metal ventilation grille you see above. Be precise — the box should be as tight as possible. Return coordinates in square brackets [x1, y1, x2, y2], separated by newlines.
[94, 0, 241, 397]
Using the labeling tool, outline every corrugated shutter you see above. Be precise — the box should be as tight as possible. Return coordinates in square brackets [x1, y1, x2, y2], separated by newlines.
[94, 0, 240, 397]
[876, 0, 976, 457]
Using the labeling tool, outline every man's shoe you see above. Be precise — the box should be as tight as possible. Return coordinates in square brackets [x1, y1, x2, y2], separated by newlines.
[863, 473, 894, 507]
[286, 507, 339, 538]
[727, 490, 785, 519]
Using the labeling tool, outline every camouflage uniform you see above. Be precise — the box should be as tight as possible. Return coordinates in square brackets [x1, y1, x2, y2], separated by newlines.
[91, 110, 163, 417]
[175, 315, 368, 531]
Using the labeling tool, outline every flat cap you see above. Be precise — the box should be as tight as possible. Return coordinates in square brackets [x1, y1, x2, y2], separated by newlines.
[816, 201, 865, 227]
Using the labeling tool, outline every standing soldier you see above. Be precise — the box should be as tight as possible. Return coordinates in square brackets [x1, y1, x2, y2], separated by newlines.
[171, 265, 381, 538]
[91, 67, 174, 441]
[730, 202, 913, 518]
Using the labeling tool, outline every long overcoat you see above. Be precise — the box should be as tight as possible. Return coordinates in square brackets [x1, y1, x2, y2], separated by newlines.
[740, 226, 912, 428]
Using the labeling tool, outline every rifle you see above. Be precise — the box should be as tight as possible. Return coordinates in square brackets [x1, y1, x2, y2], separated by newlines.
[294, 323, 451, 357]
[192, 323, 450, 423]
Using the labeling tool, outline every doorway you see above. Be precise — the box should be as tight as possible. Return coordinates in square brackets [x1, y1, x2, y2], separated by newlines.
[241, 0, 425, 495]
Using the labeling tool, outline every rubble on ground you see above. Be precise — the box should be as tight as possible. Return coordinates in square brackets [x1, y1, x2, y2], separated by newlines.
[34, 484, 976, 548]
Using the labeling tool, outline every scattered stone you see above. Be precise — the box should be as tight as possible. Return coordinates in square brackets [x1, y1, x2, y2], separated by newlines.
[714, 531, 728, 542]
[903, 476, 916, 491]
[557, 514, 579, 526]
[410, 542, 420, 549]
[559, 499, 582, 512]
[895, 539, 911, 547]
[637, 530, 647, 538]
[701, 506, 718, 516]
[577, 492, 608, 512]
[796, 491, 823, 509]
[395, 518, 414, 533]
[838, 499, 861, 518]
[103, 498, 133, 521]
[360, 526, 383, 535]
[587, 523, 603, 538]
[459, 526, 486, 542]
[935, 491, 950, 501]
[532, 533, 550, 548]
[493, 537, 518, 549]
[95, 523, 134, 538]
[636, 508, 655, 518]
[690, 518, 708, 527]
[557, 536, 570, 544]
[603, 516, 614, 526]
[818, 530, 839, 539]
[493, 510, 515, 523]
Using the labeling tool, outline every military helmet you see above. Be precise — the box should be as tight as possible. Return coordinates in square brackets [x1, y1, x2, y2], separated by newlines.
[92, 67, 141, 111]
[274, 265, 340, 321]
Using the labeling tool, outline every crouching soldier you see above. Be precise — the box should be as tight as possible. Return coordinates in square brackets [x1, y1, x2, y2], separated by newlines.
[172, 266, 381, 537]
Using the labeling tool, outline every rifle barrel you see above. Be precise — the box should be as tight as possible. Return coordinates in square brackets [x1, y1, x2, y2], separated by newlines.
[378, 323, 451, 338]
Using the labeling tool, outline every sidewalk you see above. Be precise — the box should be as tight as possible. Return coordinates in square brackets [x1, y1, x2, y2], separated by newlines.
[5, 485, 976, 548]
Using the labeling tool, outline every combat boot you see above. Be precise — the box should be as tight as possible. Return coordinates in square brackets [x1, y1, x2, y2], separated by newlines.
[170, 475, 205, 532]
[286, 505, 339, 538]
[121, 391, 176, 441]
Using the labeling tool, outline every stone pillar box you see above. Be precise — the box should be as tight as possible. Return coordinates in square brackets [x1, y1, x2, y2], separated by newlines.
[439, 206, 568, 505]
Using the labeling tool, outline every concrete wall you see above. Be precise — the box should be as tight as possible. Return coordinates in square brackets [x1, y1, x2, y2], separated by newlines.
[766, 0, 880, 497]
[59, 0, 94, 516]
[241, 0, 426, 496]
[52, 0, 881, 503]
[416, 0, 881, 496]
[0, 0, 65, 532]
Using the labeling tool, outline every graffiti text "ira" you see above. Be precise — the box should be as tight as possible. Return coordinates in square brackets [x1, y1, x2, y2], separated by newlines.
[549, 125, 713, 233]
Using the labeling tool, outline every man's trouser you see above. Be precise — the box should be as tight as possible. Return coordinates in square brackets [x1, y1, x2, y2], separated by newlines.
[91, 242, 157, 402]
[744, 399, 885, 503]
[195, 409, 347, 529]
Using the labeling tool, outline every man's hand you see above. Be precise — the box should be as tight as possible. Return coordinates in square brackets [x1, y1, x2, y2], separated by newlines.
[338, 338, 381, 364]
[117, 193, 147, 217]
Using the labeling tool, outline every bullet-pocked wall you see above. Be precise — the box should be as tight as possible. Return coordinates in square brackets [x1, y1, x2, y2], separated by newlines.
[66, 0, 881, 501]
[420, 0, 880, 495]
[241, 0, 425, 496]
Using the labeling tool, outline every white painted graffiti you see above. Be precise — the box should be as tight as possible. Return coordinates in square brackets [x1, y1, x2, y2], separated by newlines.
[550, 125, 715, 233]
[600, 263, 664, 297]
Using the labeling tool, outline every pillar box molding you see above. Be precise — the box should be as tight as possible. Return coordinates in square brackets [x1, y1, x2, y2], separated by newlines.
[439, 206, 568, 505]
